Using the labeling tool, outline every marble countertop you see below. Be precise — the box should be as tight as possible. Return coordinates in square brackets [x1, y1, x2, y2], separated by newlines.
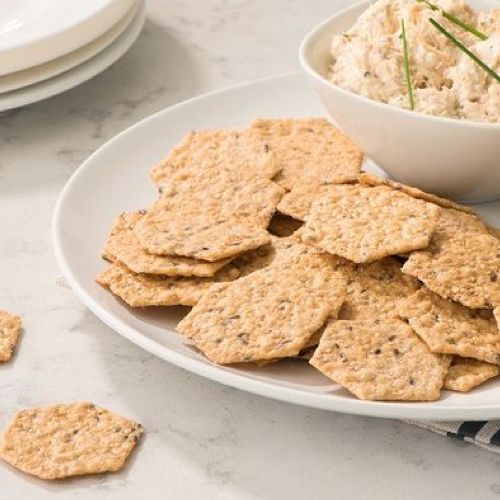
[1, 1, 499, 498]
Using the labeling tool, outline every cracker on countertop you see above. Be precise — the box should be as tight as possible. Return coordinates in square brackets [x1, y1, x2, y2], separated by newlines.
[177, 253, 347, 364]
[398, 288, 500, 364]
[336, 257, 420, 320]
[0, 402, 142, 480]
[267, 213, 303, 237]
[301, 185, 440, 263]
[135, 169, 283, 261]
[443, 357, 499, 392]
[358, 172, 475, 214]
[251, 118, 362, 191]
[402, 233, 500, 309]
[96, 262, 239, 307]
[278, 183, 356, 221]
[150, 128, 279, 185]
[103, 211, 232, 277]
[310, 319, 450, 401]
[0, 310, 21, 362]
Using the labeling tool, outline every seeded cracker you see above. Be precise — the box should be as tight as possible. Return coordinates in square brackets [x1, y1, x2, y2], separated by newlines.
[96, 262, 239, 307]
[267, 213, 303, 237]
[301, 185, 440, 263]
[0, 402, 142, 480]
[278, 183, 356, 221]
[135, 169, 283, 261]
[403, 233, 500, 309]
[103, 211, 231, 277]
[177, 253, 346, 364]
[150, 128, 279, 185]
[0, 310, 21, 362]
[336, 257, 420, 320]
[310, 319, 450, 401]
[358, 172, 475, 214]
[398, 288, 500, 364]
[444, 357, 499, 392]
[232, 235, 324, 277]
[251, 118, 362, 191]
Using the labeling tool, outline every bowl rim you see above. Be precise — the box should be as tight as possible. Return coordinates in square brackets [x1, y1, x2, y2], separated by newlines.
[299, 0, 500, 130]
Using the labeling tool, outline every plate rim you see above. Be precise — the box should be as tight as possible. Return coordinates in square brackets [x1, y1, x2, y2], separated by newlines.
[52, 72, 500, 420]
[0, 0, 137, 76]
[0, 0, 145, 112]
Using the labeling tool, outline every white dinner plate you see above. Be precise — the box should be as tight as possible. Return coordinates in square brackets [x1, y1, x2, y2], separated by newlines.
[53, 73, 500, 420]
[0, 1, 145, 113]
[0, 1, 139, 95]
[0, 0, 136, 76]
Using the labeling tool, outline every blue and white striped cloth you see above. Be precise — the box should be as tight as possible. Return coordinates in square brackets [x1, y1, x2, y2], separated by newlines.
[407, 421, 500, 453]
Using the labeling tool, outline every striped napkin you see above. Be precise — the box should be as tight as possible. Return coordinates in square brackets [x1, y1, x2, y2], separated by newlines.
[407, 420, 500, 453]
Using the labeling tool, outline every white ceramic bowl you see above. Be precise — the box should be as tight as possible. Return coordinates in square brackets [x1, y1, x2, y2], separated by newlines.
[299, 0, 500, 203]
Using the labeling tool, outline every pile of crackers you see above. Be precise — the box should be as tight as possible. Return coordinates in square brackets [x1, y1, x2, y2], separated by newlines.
[97, 117, 500, 402]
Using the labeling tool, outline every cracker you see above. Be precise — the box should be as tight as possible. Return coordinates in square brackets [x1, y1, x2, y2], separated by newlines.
[232, 235, 323, 277]
[103, 211, 231, 277]
[310, 319, 450, 401]
[488, 226, 500, 239]
[495, 307, 500, 329]
[0, 402, 142, 480]
[135, 170, 283, 261]
[278, 183, 355, 221]
[267, 213, 303, 237]
[251, 118, 362, 191]
[398, 288, 500, 364]
[177, 253, 347, 364]
[358, 172, 475, 214]
[336, 257, 420, 320]
[402, 233, 500, 309]
[0, 310, 21, 362]
[443, 357, 499, 392]
[301, 185, 440, 263]
[150, 128, 279, 185]
[96, 262, 239, 307]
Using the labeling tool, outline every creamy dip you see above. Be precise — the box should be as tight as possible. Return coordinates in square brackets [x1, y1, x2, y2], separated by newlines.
[328, 0, 500, 123]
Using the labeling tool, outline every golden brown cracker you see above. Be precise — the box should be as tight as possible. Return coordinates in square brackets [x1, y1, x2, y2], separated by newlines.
[443, 357, 499, 392]
[0, 310, 21, 362]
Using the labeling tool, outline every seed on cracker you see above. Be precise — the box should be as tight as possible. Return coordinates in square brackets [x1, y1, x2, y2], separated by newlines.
[301, 185, 440, 263]
[310, 319, 450, 401]
[177, 253, 347, 364]
[0, 402, 142, 480]
[267, 213, 303, 237]
[104, 211, 232, 277]
[278, 183, 355, 221]
[135, 170, 283, 261]
[150, 128, 279, 185]
[403, 233, 500, 309]
[443, 357, 499, 392]
[358, 172, 475, 214]
[336, 257, 420, 320]
[0, 310, 21, 362]
[251, 118, 362, 191]
[398, 288, 500, 364]
[96, 262, 239, 307]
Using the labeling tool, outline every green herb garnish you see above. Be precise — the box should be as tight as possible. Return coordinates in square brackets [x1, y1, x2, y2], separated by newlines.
[417, 0, 488, 40]
[400, 20, 415, 110]
[429, 18, 500, 83]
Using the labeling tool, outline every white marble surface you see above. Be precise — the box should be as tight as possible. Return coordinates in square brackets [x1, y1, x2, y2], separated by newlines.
[1, 1, 499, 498]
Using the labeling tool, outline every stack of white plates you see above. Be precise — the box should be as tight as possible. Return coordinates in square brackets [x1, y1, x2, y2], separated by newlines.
[0, 0, 145, 111]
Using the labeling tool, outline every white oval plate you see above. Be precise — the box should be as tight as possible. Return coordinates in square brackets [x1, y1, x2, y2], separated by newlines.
[0, 1, 138, 94]
[53, 73, 500, 420]
[0, 1, 145, 112]
[0, 0, 136, 75]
